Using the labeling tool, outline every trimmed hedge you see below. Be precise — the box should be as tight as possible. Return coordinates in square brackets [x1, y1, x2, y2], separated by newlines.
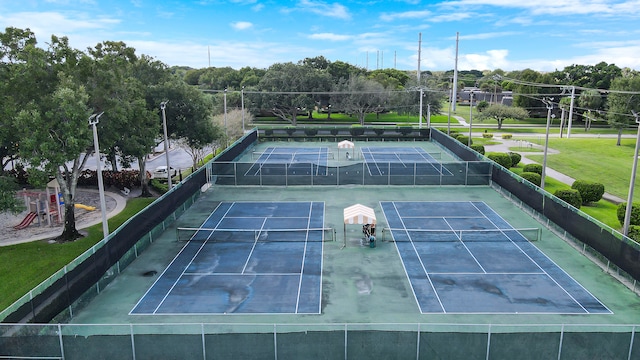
[508, 152, 521, 167]
[627, 225, 640, 243]
[486, 152, 512, 168]
[304, 128, 318, 136]
[482, 133, 494, 138]
[456, 135, 471, 145]
[617, 202, 640, 226]
[522, 163, 543, 175]
[521, 172, 541, 187]
[554, 189, 582, 209]
[571, 180, 605, 204]
[502, 134, 513, 139]
[349, 125, 365, 136]
[470, 144, 485, 155]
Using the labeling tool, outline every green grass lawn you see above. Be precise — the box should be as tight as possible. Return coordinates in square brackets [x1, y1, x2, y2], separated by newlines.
[523, 137, 638, 201]
[0, 197, 155, 311]
[511, 166, 622, 229]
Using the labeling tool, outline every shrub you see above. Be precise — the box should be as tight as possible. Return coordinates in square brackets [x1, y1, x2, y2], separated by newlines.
[521, 172, 541, 187]
[150, 179, 168, 194]
[502, 134, 513, 139]
[627, 225, 640, 243]
[482, 133, 494, 138]
[349, 125, 365, 136]
[373, 128, 385, 135]
[617, 202, 640, 226]
[477, 100, 489, 112]
[330, 128, 339, 136]
[470, 144, 485, 155]
[449, 132, 460, 139]
[554, 189, 582, 209]
[508, 152, 521, 167]
[285, 126, 296, 136]
[486, 152, 512, 168]
[304, 128, 318, 136]
[396, 126, 413, 135]
[522, 163, 542, 175]
[264, 129, 273, 136]
[571, 180, 605, 204]
[456, 135, 471, 145]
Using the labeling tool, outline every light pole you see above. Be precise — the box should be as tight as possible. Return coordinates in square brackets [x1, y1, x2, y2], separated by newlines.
[541, 97, 554, 189]
[160, 100, 172, 190]
[427, 103, 431, 128]
[223, 88, 228, 147]
[447, 78, 453, 135]
[623, 111, 640, 236]
[468, 91, 474, 146]
[89, 112, 109, 238]
[419, 88, 423, 129]
[241, 86, 245, 132]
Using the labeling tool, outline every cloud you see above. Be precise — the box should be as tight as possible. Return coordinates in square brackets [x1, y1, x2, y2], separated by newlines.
[308, 32, 352, 41]
[380, 10, 431, 22]
[231, 21, 253, 30]
[457, 31, 519, 40]
[0, 11, 120, 38]
[284, 0, 351, 20]
[441, 0, 640, 16]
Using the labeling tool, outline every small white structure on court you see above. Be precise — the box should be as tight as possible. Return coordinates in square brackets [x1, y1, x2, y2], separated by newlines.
[337, 140, 355, 160]
[343, 203, 376, 248]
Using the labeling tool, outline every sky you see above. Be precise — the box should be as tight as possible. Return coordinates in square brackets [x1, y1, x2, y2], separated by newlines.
[1, 0, 640, 73]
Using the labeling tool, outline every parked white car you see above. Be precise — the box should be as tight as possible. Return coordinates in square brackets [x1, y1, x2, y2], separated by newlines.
[153, 166, 177, 179]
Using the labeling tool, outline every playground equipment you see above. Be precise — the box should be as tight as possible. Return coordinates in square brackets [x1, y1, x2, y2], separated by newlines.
[75, 203, 96, 211]
[13, 212, 38, 230]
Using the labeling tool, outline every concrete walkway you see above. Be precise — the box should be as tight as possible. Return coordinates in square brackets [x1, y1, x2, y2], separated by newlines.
[484, 138, 625, 204]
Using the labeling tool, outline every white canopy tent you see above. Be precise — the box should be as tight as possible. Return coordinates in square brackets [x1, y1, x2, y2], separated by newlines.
[342, 203, 376, 248]
[337, 140, 355, 160]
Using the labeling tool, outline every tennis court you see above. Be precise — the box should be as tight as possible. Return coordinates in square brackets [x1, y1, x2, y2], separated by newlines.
[361, 146, 453, 176]
[380, 201, 611, 314]
[130, 201, 327, 315]
[246, 146, 331, 176]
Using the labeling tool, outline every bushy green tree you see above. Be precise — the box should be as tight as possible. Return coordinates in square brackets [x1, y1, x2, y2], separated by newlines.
[477, 104, 529, 129]
[571, 180, 605, 204]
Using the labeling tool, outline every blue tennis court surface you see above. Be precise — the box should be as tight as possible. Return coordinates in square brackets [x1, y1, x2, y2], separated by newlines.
[361, 146, 453, 176]
[246, 147, 330, 176]
[380, 201, 611, 314]
[131, 201, 325, 315]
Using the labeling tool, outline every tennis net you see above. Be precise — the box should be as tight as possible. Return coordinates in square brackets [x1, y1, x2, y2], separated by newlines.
[252, 151, 334, 160]
[381, 227, 541, 243]
[361, 151, 442, 160]
[177, 227, 335, 243]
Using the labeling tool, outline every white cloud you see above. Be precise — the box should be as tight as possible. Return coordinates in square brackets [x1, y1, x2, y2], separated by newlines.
[380, 10, 431, 22]
[0, 11, 120, 40]
[457, 31, 518, 40]
[441, 0, 640, 16]
[231, 21, 253, 30]
[288, 0, 351, 20]
[308, 32, 352, 41]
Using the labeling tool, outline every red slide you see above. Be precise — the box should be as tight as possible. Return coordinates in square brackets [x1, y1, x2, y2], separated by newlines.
[13, 212, 38, 230]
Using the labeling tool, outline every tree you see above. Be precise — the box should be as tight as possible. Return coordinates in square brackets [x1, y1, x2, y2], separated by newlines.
[256, 62, 332, 125]
[477, 104, 529, 129]
[17, 76, 93, 241]
[0, 27, 40, 171]
[607, 75, 640, 146]
[578, 89, 603, 131]
[0, 176, 23, 213]
[148, 77, 219, 170]
[333, 75, 389, 125]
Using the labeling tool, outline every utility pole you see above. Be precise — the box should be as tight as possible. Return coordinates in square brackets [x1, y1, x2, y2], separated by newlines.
[541, 98, 554, 189]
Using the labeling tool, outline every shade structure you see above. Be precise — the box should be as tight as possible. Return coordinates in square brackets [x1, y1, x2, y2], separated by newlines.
[343, 203, 376, 248]
[343, 203, 376, 225]
[338, 140, 355, 149]
[337, 140, 355, 160]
